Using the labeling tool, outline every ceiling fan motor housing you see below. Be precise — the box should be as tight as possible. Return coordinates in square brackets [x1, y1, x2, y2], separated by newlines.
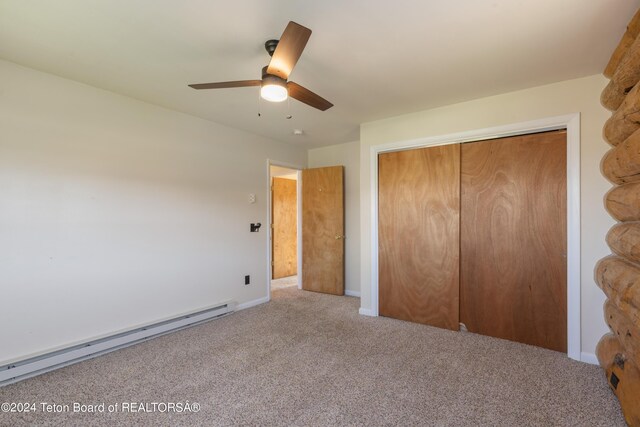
[265, 39, 279, 57]
[261, 66, 286, 86]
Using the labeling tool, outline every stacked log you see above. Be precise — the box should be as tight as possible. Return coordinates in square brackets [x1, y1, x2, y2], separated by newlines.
[596, 334, 640, 427]
[596, 257, 640, 329]
[598, 9, 640, 426]
[604, 10, 640, 79]
[605, 183, 640, 221]
[602, 34, 640, 111]
[602, 130, 640, 184]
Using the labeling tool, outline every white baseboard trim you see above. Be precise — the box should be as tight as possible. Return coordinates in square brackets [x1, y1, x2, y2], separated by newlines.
[581, 352, 599, 365]
[359, 307, 374, 316]
[236, 296, 270, 311]
[0, 302, 234, 387]
[345, 290, 361, 297]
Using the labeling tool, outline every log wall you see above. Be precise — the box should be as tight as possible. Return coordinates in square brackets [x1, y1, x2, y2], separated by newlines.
[598, 9, 640, 426]
[602, 131, 640, 185]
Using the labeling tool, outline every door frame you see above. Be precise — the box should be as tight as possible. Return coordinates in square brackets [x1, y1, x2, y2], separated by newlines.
[367, 113, 581, 360]
[267, 159, 304, 301]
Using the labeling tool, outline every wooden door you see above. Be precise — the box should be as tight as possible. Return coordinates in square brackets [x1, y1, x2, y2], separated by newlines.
[302, 166, 344, 295]
[378, 145, 460, 330]
[272, 177, 297, 279]
[460, 130, 567, 352]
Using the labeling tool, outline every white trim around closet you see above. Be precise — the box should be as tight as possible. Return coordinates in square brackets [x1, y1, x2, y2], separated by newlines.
[368, 113, 581, 361]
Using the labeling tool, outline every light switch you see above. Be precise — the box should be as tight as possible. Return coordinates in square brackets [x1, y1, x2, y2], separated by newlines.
[248, 194, 256, 204]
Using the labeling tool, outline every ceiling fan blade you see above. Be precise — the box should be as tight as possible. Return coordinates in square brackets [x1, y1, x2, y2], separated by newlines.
[267, 21, 312, 80]
[188, 80, 261, 90]
[287, 82, 333, 111]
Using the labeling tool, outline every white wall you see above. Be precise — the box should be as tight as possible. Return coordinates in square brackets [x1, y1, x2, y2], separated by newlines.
[0, 59, 307, 364]
[359, 74, 614, 359]
[308, 141, 361, 296]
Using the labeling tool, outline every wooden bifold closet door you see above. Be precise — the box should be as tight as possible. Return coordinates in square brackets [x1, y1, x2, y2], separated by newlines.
[378, 145, 460, 330]
[378, 130, 567, 352]
[460, 131, 567, 352]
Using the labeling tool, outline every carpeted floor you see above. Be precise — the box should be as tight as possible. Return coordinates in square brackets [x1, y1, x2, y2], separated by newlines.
[0, 287, 625, 426]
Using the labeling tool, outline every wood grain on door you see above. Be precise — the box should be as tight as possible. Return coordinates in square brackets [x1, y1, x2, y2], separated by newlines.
[302, 166, 345, 295]
[272, 177, 297, 279]
[378, 145, 461, 330]
[460, 131, 567, 352]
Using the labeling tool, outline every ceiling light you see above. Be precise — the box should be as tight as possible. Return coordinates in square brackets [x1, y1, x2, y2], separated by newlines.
[260, 75, 288, 103]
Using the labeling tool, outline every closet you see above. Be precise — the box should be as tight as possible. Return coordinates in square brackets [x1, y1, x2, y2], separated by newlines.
[378, 130, 567, 352]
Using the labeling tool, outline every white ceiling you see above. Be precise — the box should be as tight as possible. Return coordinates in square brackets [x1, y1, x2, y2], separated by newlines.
[0, 1, 637, 148]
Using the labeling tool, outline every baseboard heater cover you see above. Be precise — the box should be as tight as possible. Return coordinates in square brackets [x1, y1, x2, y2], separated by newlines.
[0, 301, 235, 386]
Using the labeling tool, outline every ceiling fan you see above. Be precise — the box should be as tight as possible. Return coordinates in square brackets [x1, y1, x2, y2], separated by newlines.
[188, 21, 333, 111]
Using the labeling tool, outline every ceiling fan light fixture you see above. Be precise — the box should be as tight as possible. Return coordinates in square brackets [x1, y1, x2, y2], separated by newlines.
[188, 22, 332, 111]
[260, 75, 288, 103]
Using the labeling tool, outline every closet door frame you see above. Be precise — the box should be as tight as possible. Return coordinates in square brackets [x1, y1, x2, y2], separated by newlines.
[367, 113, 581, 361]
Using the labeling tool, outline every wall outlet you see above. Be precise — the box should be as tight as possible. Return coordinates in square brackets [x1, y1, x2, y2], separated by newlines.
[244, 275, 250, 285]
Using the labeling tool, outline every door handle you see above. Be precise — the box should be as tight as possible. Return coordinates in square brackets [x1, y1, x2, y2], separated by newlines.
[335, 235, 346, 240]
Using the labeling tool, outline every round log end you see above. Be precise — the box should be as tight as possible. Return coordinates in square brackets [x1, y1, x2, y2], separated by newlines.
[601, 128, 640, 184]
[606, 222, 640, 265]
[596, 332, 623, 367]
[606, 182, 640, 221]
[602, 80, 625, 111]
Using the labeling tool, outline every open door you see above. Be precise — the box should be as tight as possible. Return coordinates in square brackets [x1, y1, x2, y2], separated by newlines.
[302, 166, 344, 295]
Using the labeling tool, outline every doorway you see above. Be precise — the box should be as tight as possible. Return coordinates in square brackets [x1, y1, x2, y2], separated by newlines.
[267, 162, 346, 298]
[270, 165, 300, 292]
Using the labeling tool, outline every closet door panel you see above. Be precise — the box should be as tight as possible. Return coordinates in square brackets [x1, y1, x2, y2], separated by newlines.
[378, 145, 460, 330]
[460, 131, 567, 352]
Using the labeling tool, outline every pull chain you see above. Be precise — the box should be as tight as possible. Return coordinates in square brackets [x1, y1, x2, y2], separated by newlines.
[257, 90, 262, 117]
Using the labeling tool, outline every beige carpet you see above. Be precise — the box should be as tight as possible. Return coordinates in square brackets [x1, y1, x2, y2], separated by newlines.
[0, 287, 624, 426]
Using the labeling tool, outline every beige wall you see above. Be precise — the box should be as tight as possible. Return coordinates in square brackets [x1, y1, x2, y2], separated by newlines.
[0, 59, 307, 364]
[1, 55, 612, 365]
[308, 141, 361, 296]
[359, 74, 613, 360]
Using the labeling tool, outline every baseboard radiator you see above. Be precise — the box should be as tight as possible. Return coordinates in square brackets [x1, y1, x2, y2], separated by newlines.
[0, 301, 235, 386]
